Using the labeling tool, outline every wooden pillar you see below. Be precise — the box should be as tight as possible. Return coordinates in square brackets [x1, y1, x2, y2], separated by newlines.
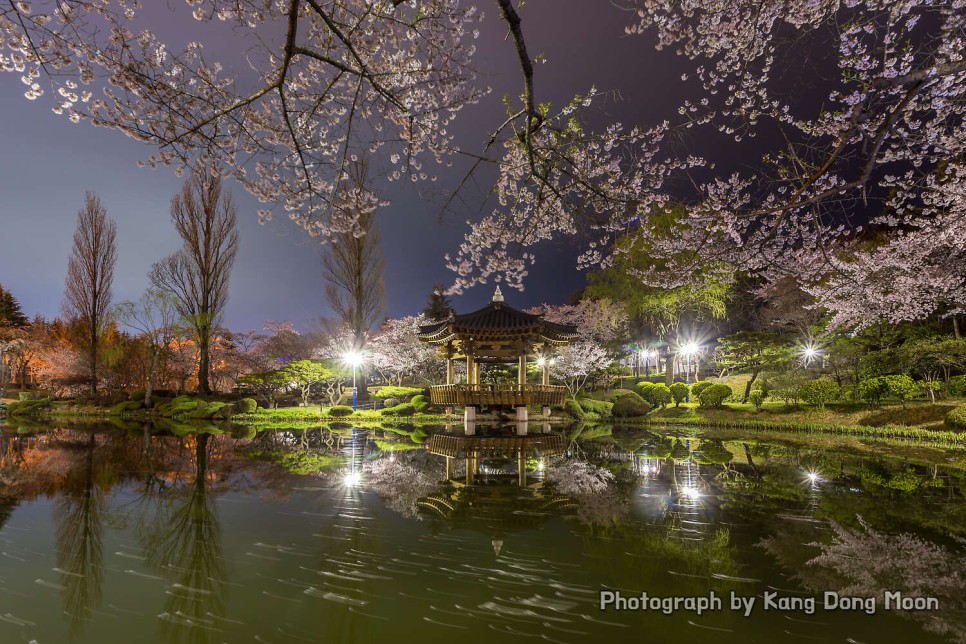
[542, 362, 550, 386]
[518, 353, 527, 385]
[466, 354, 475, 385]
[446, 358, 454, 385]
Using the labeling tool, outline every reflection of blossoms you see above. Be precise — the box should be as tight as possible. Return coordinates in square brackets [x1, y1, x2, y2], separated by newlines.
[546, 460, 614, 496]
[546, 460, 626, 527]
[808, 517, 966, 642]
[363, 457, 440, 519]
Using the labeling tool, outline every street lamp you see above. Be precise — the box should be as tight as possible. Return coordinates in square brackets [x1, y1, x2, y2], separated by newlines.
[640, 348, 653, 378]
[342, 350, 364, 411]
[680, 343, 699, 402]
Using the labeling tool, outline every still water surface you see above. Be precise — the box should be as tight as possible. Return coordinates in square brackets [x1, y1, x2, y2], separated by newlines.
[1, 421, 964, 643]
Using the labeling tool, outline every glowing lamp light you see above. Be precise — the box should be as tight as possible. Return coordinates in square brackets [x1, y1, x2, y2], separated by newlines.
[343, 351, 364, 368]
[680, 343, 699, 356]
[537, 357, 546, 367]
[799, 342, 823, 366]
[681, 486, 701, 500]
[537, 460, 545, 471]
[805, 470, 822, 484]
[344, 471, 362, 487]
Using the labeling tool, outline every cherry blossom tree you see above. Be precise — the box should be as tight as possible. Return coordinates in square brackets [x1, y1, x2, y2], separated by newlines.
[531, 298, 628, 346]
[535, 300, 620, 397]
[549, 340, 612, 399]
[3, 0, 964, 327]
[367, 314, 440, 385]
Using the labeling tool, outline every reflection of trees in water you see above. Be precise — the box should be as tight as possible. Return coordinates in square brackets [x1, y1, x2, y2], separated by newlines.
[0, 430, 27, 475]
[762, 517, 966, 643]
[364, 451, 444, 518]
[143, 433, 227, 644]
[545, 459, 628, 528]
[53, 432, 104, 637]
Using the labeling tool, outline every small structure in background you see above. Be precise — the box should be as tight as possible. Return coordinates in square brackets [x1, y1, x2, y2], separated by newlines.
[418, 287, 578, 421]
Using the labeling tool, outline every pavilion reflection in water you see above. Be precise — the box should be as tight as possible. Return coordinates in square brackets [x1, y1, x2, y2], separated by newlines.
[417, 427, 577, 556]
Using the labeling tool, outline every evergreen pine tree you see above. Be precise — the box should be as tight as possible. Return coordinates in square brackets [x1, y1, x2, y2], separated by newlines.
[423, 283, 454, 321]
[0, 284, 28, 327]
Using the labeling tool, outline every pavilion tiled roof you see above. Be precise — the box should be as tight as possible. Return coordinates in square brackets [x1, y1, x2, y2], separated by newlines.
[418, 295, 578, 345]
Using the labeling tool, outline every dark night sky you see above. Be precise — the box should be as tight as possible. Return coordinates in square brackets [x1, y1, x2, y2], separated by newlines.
[0, 0, 692, 332]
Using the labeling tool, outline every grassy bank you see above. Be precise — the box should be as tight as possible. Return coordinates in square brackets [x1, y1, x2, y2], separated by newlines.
[0, 396, 575, 429]
[631, 399, 966, 444]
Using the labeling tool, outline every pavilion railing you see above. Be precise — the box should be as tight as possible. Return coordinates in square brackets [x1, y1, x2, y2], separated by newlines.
[429, 384, 567, 407]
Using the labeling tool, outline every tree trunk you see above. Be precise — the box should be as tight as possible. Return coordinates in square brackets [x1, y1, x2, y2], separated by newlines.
[743, 443, 757, 472]
[89, 330, 98, 395]
[664, 356, 673, 387]
[145, 349, 160, 408]
[742, 371, 760, 403]
[955, 316, 961, 340]
[197, 328, 211, 394]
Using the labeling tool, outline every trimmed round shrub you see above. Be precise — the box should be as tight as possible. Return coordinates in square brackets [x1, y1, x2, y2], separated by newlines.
[612, 395, 651, 417]
[883, 374, 917, 405]
[649, 384, 672, 408]
[800, 378, 840, 409]
[690, 380, 714, 397]
[328, 405, 355, 417]
[7, 399, 52, 416]
[577, 397, 614, 417]
[410, 395, 432, 413]
[859, 377, 889, 406]
[236, 398, 258, 414]
[111, 399, 144, 415]
[564, 399, 586, 419]
[609, 389, 649, 407]
[748, 389, 766, 410]
[381, 403, 416, 417]
[949, 375, 966, 397]
[635, 381, 658, 399]
[373, 386, 424, 401]
[669, 382, 689, 407]
[945, 407, 966, 431]
[698, 383, 733, 408]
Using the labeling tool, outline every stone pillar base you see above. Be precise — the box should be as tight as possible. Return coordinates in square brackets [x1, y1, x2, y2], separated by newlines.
[515, 421, 528, 436]
[541, 406, 551, 417]
[464, 405, 476, 422]
[516, 406, 528, 422]
[464, 421, 476, 436]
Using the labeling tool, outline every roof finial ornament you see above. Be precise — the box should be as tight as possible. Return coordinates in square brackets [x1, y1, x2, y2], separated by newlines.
[492, 285, 504, 303]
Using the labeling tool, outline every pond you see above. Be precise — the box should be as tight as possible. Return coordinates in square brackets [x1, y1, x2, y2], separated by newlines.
[1, 420, 965, 643]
